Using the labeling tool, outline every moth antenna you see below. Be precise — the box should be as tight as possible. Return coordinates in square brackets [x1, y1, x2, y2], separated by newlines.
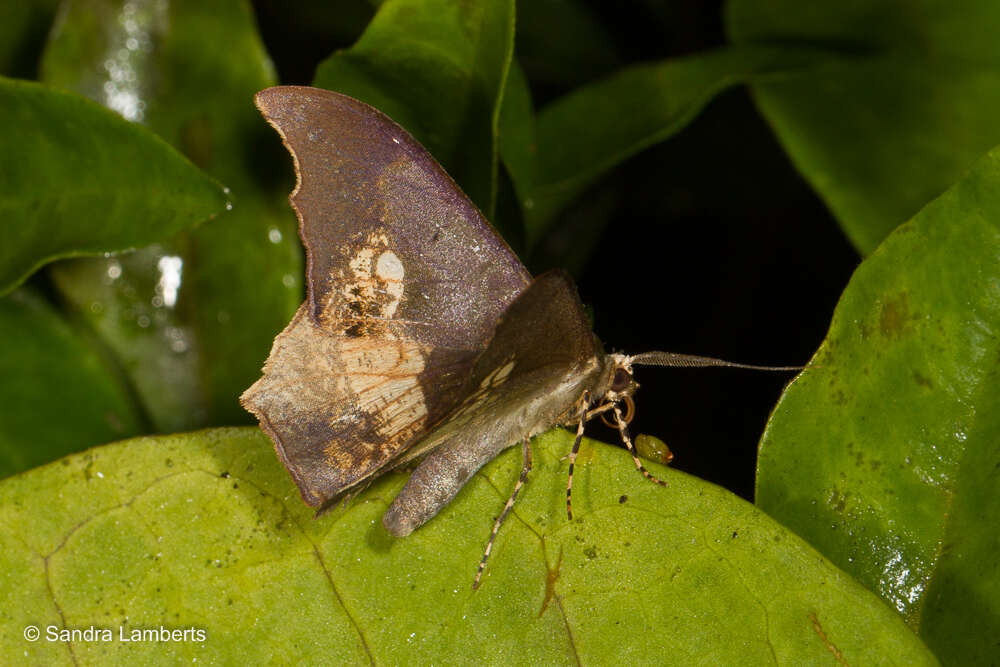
[474, 439, 533, 590]
[613, 403, 667, 488]
[630, 351, 802, 372]
[566, 391, 592, 522]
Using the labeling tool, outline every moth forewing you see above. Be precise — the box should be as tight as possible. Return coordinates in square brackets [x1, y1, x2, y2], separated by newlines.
[244, 86, 532, 515]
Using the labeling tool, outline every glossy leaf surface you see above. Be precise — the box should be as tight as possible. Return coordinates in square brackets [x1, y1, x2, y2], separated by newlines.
[727, 0, 1000, 253]
[0, 77, 228, 296]
[757, 146, 1000, 664]
[0, 429, 934, 664]
[0, 289, 144, 477]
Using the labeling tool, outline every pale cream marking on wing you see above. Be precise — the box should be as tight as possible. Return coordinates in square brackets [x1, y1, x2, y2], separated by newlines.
[336, 233, 407, 323]
[347, 246, 376, 278]
[322, 338, 429, 469]
[449, 355, 516, 420]
[375, 250, 405, 317]
[480, 357, 515, 388]
[335, 338, 429, 438]
[376, 250, 404, 280]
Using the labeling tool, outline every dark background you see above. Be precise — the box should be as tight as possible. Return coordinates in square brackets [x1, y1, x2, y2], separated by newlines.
[252, 0, 859, 501]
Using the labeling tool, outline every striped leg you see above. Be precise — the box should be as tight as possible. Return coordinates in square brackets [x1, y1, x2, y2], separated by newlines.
[473, 439, 533, 590]
[566, 405, 588, 521]
[613, 403, 667, 487]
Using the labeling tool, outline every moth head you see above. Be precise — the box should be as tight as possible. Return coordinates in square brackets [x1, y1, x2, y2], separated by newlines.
[598, 353, 639, 404]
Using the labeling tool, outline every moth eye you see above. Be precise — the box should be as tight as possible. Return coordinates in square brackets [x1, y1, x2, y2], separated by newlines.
[611, 367, 631, 392]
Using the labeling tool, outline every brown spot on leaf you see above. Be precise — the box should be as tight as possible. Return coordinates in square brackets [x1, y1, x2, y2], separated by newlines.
[810, 612, 849, 666]
[538, 548, 563, 617]
[829, 488, 848, 514]
[879, 293, 914, 340]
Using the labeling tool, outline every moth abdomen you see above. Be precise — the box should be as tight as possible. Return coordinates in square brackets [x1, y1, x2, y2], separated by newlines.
[382, 433, 512, 537]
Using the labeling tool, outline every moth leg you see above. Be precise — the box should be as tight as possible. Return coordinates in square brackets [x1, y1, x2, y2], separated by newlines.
[613, 403, 667, 487]
[474, 439, 533, 590]
[585, 401, 615, 422]
[600, 394, 634, 427]
[566, 391, 592, 521]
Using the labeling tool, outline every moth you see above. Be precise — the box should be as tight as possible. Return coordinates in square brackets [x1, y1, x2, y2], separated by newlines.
[241, 86, 795, 587]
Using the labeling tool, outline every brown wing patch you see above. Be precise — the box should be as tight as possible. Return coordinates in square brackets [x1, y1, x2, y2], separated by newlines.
[241, 305, 432, 507]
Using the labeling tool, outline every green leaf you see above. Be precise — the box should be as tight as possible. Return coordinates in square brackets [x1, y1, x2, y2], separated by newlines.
[40, 0, 302, 431]
[0, 289, 144, 478]
[0, 0, 60, 77]
[313, 0, 516, 220]
[0, 428, 935, 664]
[514, 0, 622, 89]
[0, 76, 228, 296]
[497, 61, 535, 222]
[756, 146, 1000, 663]
[528, 46, 804, 246]
[726, 0, 1000, 254]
